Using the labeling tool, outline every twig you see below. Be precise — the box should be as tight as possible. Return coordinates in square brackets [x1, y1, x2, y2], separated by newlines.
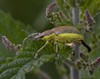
[37, 69, 51, 79]
[70, 0, 80, 79]
[61, 75, 69, 79]
[64, 58, 74, 67]
[72, 7, 80, 25]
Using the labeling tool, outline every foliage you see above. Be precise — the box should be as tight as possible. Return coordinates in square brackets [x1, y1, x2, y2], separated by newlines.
[0, 0, 100, 79]
[0, 35, 72, 79]
[0, 11, 33, 56]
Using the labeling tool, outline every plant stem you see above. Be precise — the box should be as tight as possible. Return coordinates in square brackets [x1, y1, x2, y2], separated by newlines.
[72, 7, 80, 25]
[70, 44, 80, 79]
[61, 75, 69, 79]
[35, 69, 51, 79]
[70, 0, 80, 79]
[70, 66, 80, 79]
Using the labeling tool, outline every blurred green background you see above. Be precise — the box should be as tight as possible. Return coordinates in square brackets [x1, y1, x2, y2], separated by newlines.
[0, 1, 60, 79]
[0, 0, 54, 57]
[0, 0, 100, 79]
[0, 0, 53, 31]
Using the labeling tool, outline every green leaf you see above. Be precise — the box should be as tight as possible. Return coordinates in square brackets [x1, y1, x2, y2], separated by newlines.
[81, 0, 100, 16]
[56, 0, 72, 19]
[0, 11, 33, 56]
[0, 34, 72, 79]
[0, 67, 20, 79]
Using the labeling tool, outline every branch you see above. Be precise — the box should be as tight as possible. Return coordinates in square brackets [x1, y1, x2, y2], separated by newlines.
[61, 75, 69, 79]
[72, 7, 80, 25]
[36, 69, 51, 79]
[70, 0, 80, 79]
[64, 58, 74, 67]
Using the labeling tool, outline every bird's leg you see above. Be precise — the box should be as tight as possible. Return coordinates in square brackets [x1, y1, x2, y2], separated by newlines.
[34, 41, 49, 59]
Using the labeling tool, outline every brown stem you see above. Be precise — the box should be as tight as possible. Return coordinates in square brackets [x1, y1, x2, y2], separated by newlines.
[70, 0, 80, 79]
[36, 69, 51, 79]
